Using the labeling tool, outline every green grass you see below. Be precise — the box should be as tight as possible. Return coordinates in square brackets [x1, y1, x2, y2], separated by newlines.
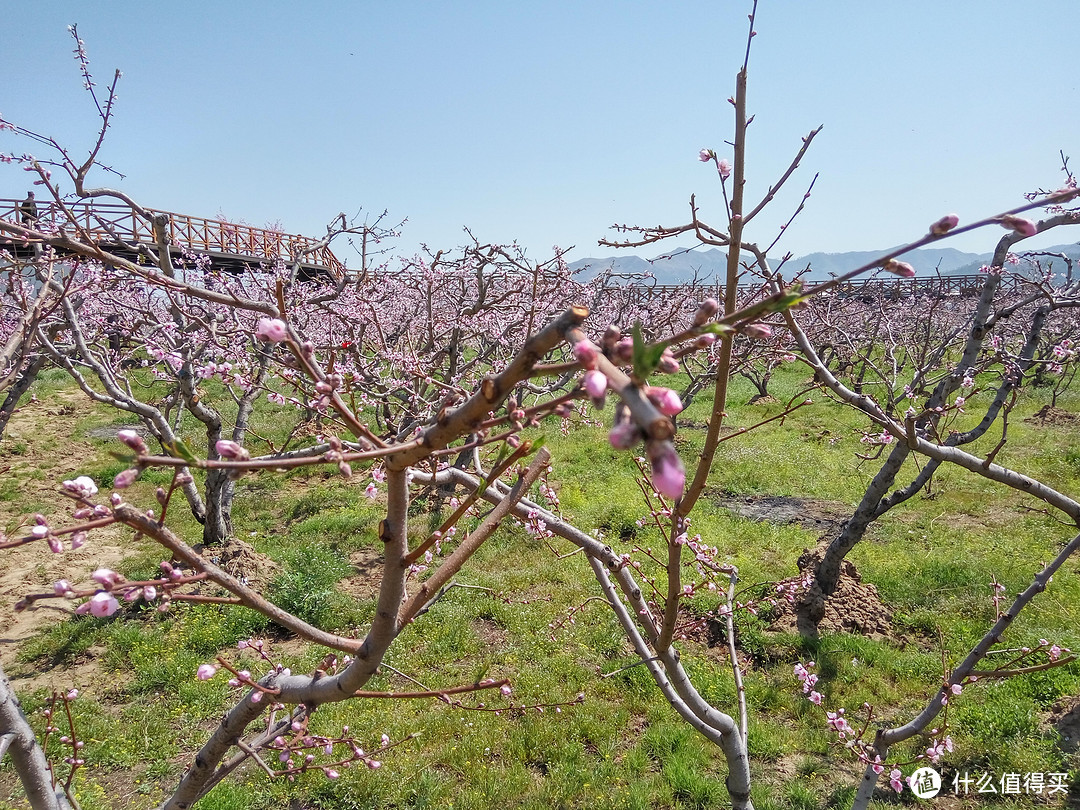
[3, 367, 1080, 809]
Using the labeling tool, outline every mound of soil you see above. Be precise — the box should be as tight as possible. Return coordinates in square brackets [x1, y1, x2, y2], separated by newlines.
[209, 536, 282, 591]
[769, 544, 895, 640]
[1026, 405, 1080, 426]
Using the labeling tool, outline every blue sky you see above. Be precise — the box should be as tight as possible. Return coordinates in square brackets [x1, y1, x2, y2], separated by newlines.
[3, 2, 1078, 268]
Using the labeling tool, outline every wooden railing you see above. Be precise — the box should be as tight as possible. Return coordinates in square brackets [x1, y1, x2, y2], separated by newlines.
[0, 198, 345, 275]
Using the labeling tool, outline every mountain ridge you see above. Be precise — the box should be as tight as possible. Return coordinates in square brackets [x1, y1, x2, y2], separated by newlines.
[568, 244, 1080, 284]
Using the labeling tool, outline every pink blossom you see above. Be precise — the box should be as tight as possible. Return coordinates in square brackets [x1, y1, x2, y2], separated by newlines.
[255, 317, 289, 342]
[808, 690, 823, 705]
[717, 159, 732, 180]
[88, 591, 119, 618]
[583, 370, 607, 399]
[325, 769, 339, 780]
[698, 148, 713, 163]
[62, 476, 98, 498]
[70, 531, 87, 550]
[53, 579, 72, 596]
[197, 664, 218, 681]
[365, 482, 378, 500]
[889, 769, 904, 793]
[500, 684, 512, 697]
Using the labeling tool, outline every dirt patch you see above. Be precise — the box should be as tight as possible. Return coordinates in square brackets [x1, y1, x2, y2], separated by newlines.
[769, 543, 895, 640]
[747, 393, 779, 406]
[1048, 695, 1080, 754]
[200, 536, 282, 592]
[472, 618, 509, 649]
[0, 389, 146, 680]
[713, 494, 851, 536]
[340, 546, 384, 602]
[1026, 405, 1080, 427]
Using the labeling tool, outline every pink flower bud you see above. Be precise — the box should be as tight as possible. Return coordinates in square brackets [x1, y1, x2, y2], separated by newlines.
[573, 339, 599, 370]
[197, 664, 217, 681]
[608, 421, 641, 450]
[693, 298, 720, 326]
[698, 148, 713, 163]
[1000, 214, 1037, 237]
[70, 531, 87, 550]
[657, 348, 680, 375]
[882, 259, 916, 278]
[696, 333, 717, 348]
[648, 443, 685, 500]
[646, 387, 683, 416]
[113, 468, 139, 489]
[742, 322, 774, 340]
[47, 537, 64, 554]
[117, 430, 148, 453]
[255, 317, 289, 342]
[53, 579, 72, 596]
[92, 568, 121, 587]
[930, 213, 959, 235]
[583, 370, 607, 399]
[88, 591, 119, 618]
[215, 440, 250, 461]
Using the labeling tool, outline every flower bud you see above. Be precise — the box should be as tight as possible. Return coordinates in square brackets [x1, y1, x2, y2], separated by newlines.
[693, 298, 720, 326]
[583, 370, 607, 399]
[882, 259, 916, 278]
[117, 430, 148, 454]
[1000, 214, 1037, 237]
[646, 387, 684, 416]
[647, 442, 686, 500]
[930, 213, 959, 235]
[573, 339, 599, 370]
[215, 440, 250, 461]
[742, 322, 774, 340]
[113, 468, 139, 489]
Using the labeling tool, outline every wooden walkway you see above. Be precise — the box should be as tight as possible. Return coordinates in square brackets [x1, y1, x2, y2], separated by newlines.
[0, 198, 345, 277]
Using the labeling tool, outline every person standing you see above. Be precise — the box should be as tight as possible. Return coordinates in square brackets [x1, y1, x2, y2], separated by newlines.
[18, 191, 38, 225]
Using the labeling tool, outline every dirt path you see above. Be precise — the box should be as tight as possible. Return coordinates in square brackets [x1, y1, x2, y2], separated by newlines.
[0, 387, 135, 682]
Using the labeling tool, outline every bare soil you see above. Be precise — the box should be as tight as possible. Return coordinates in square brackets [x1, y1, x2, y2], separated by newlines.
[1026, 405, 1080, 427]
[713, 494, 895, 640]
[0, 389, 140, 690]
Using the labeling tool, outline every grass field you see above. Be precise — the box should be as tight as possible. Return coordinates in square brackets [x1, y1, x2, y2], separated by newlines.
[1, 365, 1079, 809]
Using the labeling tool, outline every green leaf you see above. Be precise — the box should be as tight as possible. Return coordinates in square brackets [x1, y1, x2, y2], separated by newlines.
[163, 439, 198, 463]
[109, 450, 137, 464]
[631, 322, 668, 380]
[765, 282, 808, 313]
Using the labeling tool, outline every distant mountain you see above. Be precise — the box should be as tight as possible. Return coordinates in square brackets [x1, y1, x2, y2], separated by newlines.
[568, 243, 1080, 285]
